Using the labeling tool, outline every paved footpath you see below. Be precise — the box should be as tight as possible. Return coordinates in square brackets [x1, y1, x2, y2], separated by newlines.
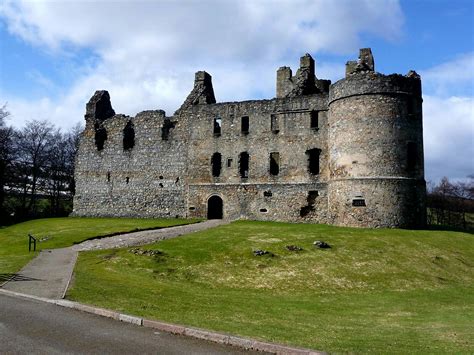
[2, 219, 229, 299]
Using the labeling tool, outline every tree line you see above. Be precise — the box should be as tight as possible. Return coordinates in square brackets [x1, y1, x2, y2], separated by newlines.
[0, 104, 81, 225]
[427, 176, 474, 231]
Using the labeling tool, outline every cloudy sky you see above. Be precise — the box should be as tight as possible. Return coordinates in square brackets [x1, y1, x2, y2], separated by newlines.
[0, 0, 473, 182]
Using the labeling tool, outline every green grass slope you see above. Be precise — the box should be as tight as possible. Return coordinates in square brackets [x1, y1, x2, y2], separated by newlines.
[68, 221, 474, 353]
[0, 217, 198, 274]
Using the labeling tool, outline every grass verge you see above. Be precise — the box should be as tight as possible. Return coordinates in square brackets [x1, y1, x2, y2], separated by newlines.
[67, 221, 474, 353]
[0, 217, 199, 274]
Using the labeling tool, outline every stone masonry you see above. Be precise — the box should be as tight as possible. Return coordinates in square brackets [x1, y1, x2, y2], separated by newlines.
[73, 48, 426, 228]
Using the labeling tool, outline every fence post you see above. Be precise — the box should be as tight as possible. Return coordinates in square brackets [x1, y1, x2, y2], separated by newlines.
[28, 234, 37, 252]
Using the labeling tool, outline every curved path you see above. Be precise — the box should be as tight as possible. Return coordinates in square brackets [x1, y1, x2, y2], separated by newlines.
[2, 219, 229, 299]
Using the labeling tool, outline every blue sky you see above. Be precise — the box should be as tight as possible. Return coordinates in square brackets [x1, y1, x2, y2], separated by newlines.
[0, 0, 473, 182]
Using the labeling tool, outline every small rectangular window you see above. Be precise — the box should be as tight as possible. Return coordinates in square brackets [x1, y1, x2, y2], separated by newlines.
[310, 110, 319, 130]
[269, 152, 280, 175]
[227, 158, 233, 168]
[211, 152, 222, 177]
[241, 116, 249, 135]
[352, 199, 366, 207]
[213, 117, 221, 136]
[271, 114, 279, 133]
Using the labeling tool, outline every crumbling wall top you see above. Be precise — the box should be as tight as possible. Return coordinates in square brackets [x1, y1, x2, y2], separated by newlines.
[175, 71, 216, 115]
[85, 90, 115, 122]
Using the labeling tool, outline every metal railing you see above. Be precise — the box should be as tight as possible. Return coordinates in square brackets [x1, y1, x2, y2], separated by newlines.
[28, 234, 37, 252]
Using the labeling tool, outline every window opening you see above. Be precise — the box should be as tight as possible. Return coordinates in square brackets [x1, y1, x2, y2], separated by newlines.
[94, 123, 107, 151]
[306, 148, 321, 175]
[269, 152, 280, 175]
[227, 158, 233, 168]
[123, 121, 135, 150]
[126, 177, 129, 184]
[263, 191, 272, 197]
[310, 110, 319, 130]
[239, 152, 249, 178]
[241, 116, 249, 134]
[162, 118, 175, 140]
[106, 172, 111, 182]
[213, 117, 222, 136]
[352, 198, 366, 207]
[271, 114, 279, 133]
[407, 142, 417, 171]
[300, 190, 318, 217]
[211, 152, 222, 177]
[259, 208, 268, 213]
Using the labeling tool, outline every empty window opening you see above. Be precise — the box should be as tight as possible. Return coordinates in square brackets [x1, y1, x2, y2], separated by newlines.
[227, 158, 233, 168]
[162, 118, 175, 141]
[189, 206, 196, 211]
[159, 175, 163, 179]
[306, 148, 321, 175]
[239, 152, 249, 178]
[241, 116, 249, 134]
[269, 152, 280, 175]
[175, 177, 180, 184]
[94, 124, 107, 151]
[126, 177, 129, 184]
[310, 110, 319, 129]
[159, 183, 164, 188]
[271, 114, 279, 133]
[207, 195, 223, 219]
[263, 190, 272, 197]
[407, 142, 417, 171]
[211, 152, 222, 177]
[352, 198, 366, 207]
[106, 172, 111, 182]
[213, 117, 222, 136]
[123, 121, 135, 150]
[300, 190, 318, 217]
[407, 97, 416, 117]
[259, 208, 268, 213]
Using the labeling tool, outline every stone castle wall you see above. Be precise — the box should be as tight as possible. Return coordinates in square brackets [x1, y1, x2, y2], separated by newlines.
[73, 48, 426, 228]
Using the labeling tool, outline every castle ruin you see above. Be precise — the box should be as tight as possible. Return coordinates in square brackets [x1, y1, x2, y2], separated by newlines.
[73, 48, 426, 228]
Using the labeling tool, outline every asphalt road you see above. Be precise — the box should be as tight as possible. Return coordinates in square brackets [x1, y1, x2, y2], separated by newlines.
[0, 293, 257, 354]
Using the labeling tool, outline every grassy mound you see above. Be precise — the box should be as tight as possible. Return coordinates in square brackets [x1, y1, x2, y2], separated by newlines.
[0, 217, 198, 274]
[67, 221, 474, 353]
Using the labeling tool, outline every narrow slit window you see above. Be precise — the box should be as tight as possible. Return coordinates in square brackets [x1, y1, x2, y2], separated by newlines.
[123, 121, 135, 150]
[213, 117, 222, 136]
[241, 116, 249, 135]
[106, 172, 111, 182]
[306, 148, 321, 175]
[239, 152, 249, 178]
[211, 152, 222, 177]
[407, 142, 417, 171]
[227, 158, 233, 168]
[407, 97, 416, 117]
[271, 114, 279, 133]
[269, 152, 280, 176]
[310, 110, 319, 130]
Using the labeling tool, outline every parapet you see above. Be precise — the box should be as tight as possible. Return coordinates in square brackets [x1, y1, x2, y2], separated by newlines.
[175, 71, 216, 114]
[345, 48, 375, 77]
[276, 53, 330, 98]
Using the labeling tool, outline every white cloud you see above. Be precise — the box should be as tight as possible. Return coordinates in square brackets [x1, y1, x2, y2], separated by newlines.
[0, 0, 404, 129]
[423, 95, 474, 182]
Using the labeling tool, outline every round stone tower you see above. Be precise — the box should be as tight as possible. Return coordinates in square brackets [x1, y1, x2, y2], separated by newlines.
[327, 48, 426, 228]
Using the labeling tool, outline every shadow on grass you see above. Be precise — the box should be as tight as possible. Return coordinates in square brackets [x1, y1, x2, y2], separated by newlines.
[0, 273, 42, 282]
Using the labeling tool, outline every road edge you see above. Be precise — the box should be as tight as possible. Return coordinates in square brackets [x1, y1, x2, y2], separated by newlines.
[0, 288, 325, 355]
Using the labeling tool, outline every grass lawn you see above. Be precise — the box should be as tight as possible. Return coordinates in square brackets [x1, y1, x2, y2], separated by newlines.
[68, 221, 474, 353]
[0, 217, 199, 274]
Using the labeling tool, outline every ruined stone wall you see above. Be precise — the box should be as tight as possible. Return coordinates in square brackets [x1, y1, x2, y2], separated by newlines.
[73, 108, 187, 218]
[180, 94, 329, 222]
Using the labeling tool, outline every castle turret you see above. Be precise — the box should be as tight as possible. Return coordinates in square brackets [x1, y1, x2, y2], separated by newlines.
[327, 48, 426, 228]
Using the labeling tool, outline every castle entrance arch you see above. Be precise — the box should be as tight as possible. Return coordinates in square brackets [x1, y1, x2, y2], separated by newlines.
[207, 195, 223, 219]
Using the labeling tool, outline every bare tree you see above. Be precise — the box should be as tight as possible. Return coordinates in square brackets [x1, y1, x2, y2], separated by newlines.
[0, 104, 13, 219]
[13, 120, 55, 216]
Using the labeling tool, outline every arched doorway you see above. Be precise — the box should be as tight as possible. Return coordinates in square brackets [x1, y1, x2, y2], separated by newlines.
[207, 195, 223, 219]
